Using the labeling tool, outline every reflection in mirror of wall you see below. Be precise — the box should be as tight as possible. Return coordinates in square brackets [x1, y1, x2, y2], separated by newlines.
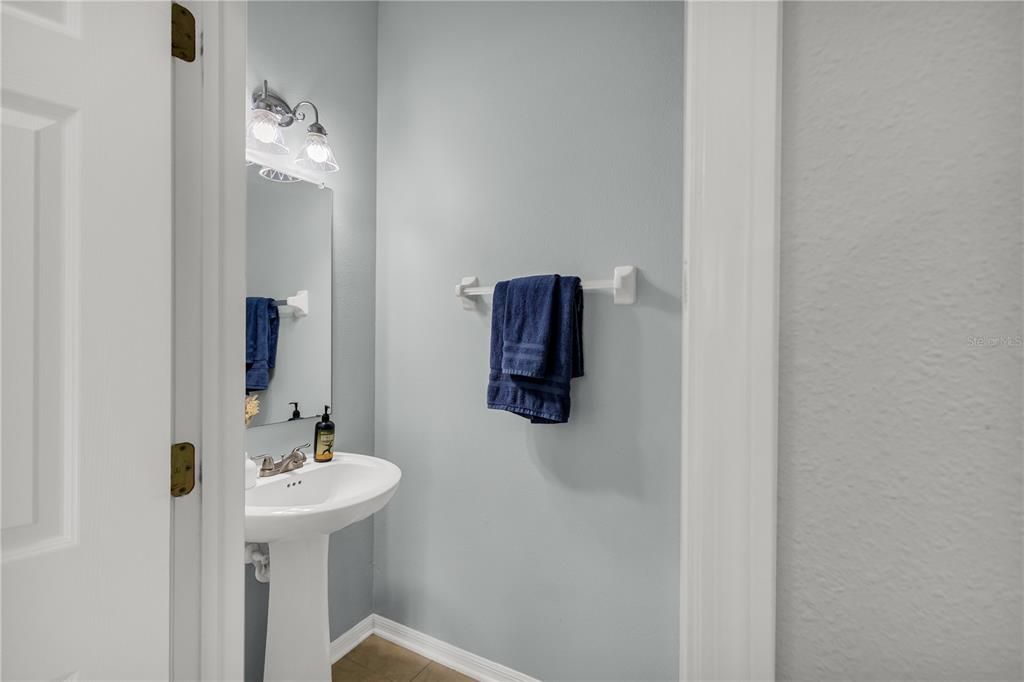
[245, 165, 332, 427]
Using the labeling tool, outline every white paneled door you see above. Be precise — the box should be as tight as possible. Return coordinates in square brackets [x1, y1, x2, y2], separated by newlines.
[2, 2, 172, 679]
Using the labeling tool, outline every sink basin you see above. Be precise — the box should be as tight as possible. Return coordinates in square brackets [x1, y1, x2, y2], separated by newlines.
[244, 453, 401, 682]
[245, 453, 401, 542]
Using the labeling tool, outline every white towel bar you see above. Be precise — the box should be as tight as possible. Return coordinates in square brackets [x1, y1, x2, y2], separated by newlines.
[455, 266, 636, 310]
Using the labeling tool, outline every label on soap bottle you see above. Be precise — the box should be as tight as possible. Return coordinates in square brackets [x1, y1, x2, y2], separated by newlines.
[315, 430, 334, 462]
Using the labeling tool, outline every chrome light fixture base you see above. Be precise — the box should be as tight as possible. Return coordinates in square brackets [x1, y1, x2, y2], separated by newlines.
[251, 83, 297, 127]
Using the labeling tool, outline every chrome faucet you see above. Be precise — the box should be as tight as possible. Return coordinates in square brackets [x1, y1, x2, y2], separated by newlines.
[252, 443, 309, 477]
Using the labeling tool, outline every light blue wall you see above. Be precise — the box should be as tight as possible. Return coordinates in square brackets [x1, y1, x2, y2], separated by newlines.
[245, 3, 378, 680]
[374, 4, 683, 680]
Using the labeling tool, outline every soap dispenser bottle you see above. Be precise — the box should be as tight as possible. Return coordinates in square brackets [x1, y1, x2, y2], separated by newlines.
[314, 405, 335, 462]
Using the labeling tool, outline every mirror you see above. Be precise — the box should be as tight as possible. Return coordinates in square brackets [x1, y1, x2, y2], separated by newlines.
[245, 164, 332, 426]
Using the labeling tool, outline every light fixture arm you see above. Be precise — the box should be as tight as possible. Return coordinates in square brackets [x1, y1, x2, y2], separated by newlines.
[250, 80, 329, 135]
[292, 101, 326, 135]
[292, 101, 319, 124]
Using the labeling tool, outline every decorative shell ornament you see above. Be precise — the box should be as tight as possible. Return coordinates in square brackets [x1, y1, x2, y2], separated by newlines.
[245, 393, 261, 426]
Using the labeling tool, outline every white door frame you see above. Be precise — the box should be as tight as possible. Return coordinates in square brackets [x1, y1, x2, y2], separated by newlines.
[172, 2, 247, 680]
[185, 1, 782, 680]
[681, 2, 781, 680]
[197, 2, 247, 679]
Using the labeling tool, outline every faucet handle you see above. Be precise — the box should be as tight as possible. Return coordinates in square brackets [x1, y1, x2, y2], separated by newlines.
[250, 454, 275, 473]
[289, 443, 311, 460]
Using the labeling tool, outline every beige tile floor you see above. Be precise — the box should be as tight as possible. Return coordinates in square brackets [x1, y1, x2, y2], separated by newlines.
[332, 635, 476, 682]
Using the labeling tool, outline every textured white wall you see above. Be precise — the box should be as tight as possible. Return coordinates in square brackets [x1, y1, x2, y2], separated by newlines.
[778, 3, 1023, 680]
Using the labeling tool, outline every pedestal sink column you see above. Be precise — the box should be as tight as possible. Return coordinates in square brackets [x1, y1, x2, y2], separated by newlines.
[264, 535, 331, 682]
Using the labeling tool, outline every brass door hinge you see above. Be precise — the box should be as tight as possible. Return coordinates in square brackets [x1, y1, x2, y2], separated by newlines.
[171, 3, 196, 63]
[171, 442, 196, 497]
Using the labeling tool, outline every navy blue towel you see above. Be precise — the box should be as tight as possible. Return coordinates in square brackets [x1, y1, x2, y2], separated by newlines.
[487, 275, 583, 424]
[245, 297, 279, 391]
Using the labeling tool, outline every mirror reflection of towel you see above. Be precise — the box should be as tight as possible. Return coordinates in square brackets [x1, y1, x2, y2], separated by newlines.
[487, 275, 583, 424]
[246, 297, 279, 391]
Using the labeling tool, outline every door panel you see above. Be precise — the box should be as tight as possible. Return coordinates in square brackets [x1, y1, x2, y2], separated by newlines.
[2, 3, 172, 679]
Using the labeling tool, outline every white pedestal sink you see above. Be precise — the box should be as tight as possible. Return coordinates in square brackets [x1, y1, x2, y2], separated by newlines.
[245, 453, 401, 682]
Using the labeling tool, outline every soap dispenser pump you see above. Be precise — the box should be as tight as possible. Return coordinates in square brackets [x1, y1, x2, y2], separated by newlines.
[314, 405, 335, 462]
[288, 402, 301, 420]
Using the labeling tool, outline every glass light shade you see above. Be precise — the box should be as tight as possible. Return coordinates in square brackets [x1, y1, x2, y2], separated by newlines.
[258, 166, 300, 183]
[294, 132, 339, 173]
[246, 108, 288, 155]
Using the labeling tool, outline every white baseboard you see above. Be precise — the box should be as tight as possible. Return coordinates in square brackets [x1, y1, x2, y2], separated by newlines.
[329, 613, 375, 664]
[330, 614, 539, 682]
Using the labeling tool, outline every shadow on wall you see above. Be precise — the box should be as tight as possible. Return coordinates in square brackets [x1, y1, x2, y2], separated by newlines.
[526, 272, 681, 497]
[244, 566, 270, 681]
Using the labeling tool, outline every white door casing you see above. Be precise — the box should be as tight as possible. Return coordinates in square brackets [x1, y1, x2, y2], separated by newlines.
[1, 2, 172, 680]
[681, 2, 781, 680]
[169, 2, 247, 680]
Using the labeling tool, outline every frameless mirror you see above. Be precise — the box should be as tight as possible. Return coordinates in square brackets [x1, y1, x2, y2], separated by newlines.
[245, 164, 332, 427]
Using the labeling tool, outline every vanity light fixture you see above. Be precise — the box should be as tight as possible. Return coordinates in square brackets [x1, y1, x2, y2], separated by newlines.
[246, 80, 339, 174]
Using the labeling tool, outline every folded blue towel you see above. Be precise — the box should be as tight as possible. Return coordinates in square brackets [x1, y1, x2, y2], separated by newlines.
[487, 275, 583, 423]
[246, 297, 279, 391]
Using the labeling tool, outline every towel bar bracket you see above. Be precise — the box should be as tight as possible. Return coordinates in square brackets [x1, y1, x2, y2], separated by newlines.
[272, 289, 309, 317]
[612, 265, 637, 305]
[455, 277, 479, 310]
[455, 266, 636, 308]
